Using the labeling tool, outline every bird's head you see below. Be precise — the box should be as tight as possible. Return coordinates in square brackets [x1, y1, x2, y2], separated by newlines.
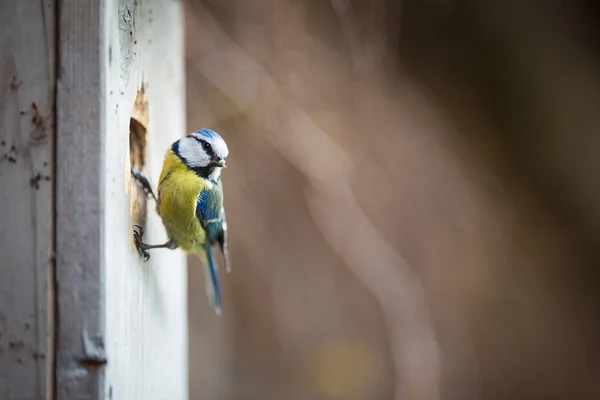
[175, 128, 229, 178]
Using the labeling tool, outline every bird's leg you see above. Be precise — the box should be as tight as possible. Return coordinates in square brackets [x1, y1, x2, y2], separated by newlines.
[133, 225, 177, 261]
[131, 167, 158, 202]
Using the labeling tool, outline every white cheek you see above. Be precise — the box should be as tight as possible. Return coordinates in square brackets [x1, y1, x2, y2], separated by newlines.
[208, 168, 222, 181]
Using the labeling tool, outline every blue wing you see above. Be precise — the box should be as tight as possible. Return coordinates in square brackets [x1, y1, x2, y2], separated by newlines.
[196, 187, 225, 314]
[196, 187, 224, 243]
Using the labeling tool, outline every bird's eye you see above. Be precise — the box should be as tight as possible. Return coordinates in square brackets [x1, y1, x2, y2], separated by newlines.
[202, 141, 212, 150]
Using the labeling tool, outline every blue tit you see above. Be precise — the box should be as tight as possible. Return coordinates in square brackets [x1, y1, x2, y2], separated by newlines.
[131, 128, 231, 315]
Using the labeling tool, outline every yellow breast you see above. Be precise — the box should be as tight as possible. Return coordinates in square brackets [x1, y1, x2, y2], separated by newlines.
[157, 150, 212, 252]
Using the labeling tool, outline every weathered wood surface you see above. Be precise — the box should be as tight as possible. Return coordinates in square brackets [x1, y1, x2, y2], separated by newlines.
[103, 0, 188, 399]
[0, 1, 55, 399]
[55, 0, 106, 398]
[55, 0, 188, 398]
[1, 0, 187, 398]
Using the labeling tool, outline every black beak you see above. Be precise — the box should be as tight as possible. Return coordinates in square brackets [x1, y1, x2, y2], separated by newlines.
[210, 157, 226, 168]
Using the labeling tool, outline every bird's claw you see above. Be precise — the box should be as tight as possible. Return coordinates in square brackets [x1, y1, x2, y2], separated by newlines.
[131, 168, 158, 201]
[140, 186, 153, 199]
[133, 224, 150, 261]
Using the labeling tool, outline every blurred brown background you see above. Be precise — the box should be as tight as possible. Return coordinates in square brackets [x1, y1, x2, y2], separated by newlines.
[183, 1, 600, 399]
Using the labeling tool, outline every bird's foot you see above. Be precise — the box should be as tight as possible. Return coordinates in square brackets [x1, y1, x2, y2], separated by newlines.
[133, 224, 151, 261]
[131, 168, 158, 202]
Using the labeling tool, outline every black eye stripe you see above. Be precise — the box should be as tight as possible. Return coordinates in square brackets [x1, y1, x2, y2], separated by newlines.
[191, 136, 215, 157]
[190, 136, 205, 146]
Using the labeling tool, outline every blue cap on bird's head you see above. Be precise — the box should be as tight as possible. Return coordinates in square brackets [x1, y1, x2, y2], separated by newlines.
[174, 128, 229, 178]
[194, 128, 221, 140]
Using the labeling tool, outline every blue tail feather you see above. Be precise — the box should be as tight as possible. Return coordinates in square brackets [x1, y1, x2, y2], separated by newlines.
[204, 245, 223, 314]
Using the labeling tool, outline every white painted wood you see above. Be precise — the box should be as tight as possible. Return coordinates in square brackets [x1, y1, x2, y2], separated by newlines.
[0, 1, 55, 399]
[55, 0, 187, 399]
[103, 0, 188, 399]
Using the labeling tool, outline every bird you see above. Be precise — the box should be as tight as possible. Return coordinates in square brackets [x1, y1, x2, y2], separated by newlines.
[131, 128, 231, 315]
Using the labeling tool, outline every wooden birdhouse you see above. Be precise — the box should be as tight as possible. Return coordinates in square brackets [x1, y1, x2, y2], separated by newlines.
[0, 1, 188, 398]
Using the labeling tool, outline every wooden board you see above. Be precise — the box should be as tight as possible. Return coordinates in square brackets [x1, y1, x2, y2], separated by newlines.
[0, 1, 55, 399]
[54, 0, 188, 398]
[103, 0, 188, 399]
[54, 0, 106, 398]
[0, 0, 187, 398]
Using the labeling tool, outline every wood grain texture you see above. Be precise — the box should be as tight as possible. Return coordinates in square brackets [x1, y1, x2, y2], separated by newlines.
[55, 0, 105, 398]
[54, 0, 187, 398]
[102, 0, 187, 400]
[103, 0, 188, 398]
[0, 0, 55, 399]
